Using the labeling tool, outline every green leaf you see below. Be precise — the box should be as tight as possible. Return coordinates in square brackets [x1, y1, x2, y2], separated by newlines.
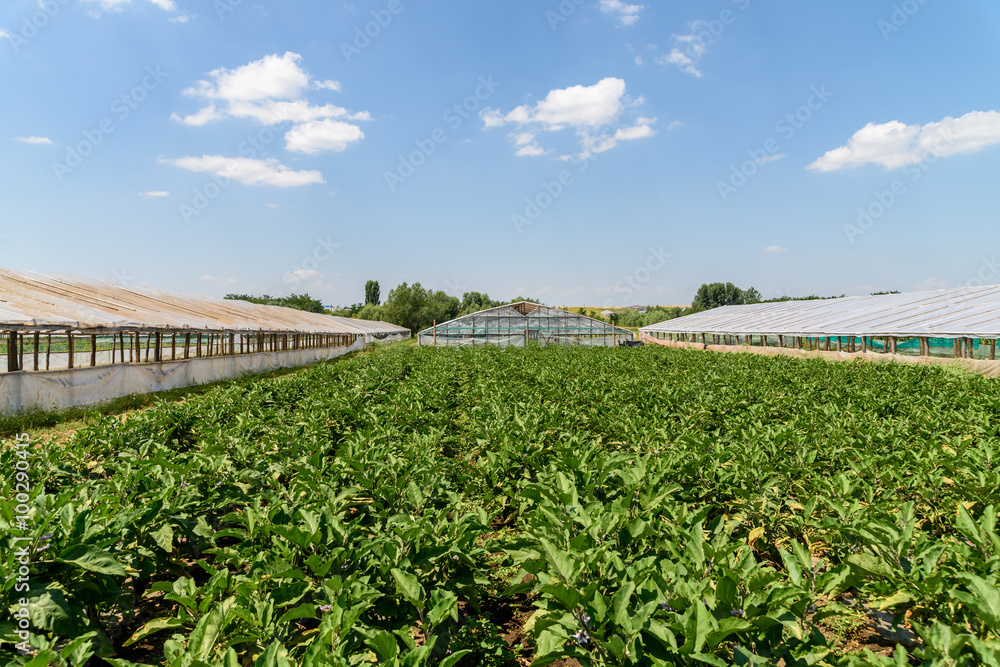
[956, 503, 981, 545]
[366, 630, 399, 662]
[390, 568, 425, 608]
[847, 553, 897, 580]
[56, 545, 127, 576]
[611, 581, 635, 628]
[539, 538, 577, 583]
[150, 524, 174, 552]
[253, 640, 292, 667]
[438, 650, 473, 667]
[876, 592, 915, 611]
[124, 617, 185, 647]
[275, 604, 317, 626]
[188, 597, 235, 660]
[716, 575, 738, 606]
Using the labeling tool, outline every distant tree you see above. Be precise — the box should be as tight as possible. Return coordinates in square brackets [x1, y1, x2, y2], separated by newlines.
[356, 303, 383, 322]
[365, 280, 381, 306]
[870, 290, 901, 296]
[460, 291, 498, 315]
[328, 303, 364, 317]
[225, 293, 325, 314]
[691, 283, 747, 312]
[382, 283, 460, 333]
[743, 287, 763, 304]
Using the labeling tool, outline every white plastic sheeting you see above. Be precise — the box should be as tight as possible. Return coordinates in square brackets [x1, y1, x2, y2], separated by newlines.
[0, 267, 410, 341]
[640, 285, 1000, 339]
[0, 338, 365, 415]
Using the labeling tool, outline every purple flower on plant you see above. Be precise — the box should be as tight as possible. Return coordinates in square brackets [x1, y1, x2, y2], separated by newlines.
[572, 629, 590, 646]
[41, 532, 53, 541]
[319, 605, 333, 612]
[216, 481, 222, 486]
[731, 609, 745, 618]
[182, 482, 191, 488]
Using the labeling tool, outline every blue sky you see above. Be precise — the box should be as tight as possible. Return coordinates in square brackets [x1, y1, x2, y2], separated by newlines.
[2, 0, 1000, 308]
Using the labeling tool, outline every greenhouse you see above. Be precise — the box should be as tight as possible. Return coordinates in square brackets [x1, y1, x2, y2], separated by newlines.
[639, 285, 1000, 362]
[418, 302, 634, 347]
[0, 268, 410, 414]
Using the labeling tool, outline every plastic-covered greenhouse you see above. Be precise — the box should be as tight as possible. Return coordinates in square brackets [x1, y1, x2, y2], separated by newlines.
[418, 302, 633, 347]
[0, 268, 410, 414]
[639, 285, 1000, 365]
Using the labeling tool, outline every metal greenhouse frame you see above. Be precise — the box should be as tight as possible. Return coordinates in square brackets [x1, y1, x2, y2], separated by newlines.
[418, 302, 634, 348]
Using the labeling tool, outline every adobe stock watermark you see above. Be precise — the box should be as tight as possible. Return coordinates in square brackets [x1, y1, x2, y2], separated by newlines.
[341, 0, 411, 63]
[602, 246, 672, 304]
[52, 66, 169, 182]
[510, 149, 605, 234]
[963, 256, 1000, 288]
[3, 0, 71, 54]
[282, 236, 340, 291]
[214, 0, 246, 21]
[843, 128, 953, 244]
[11, 433, 34, 655]
[878, 0, 931, 41]
[178, 126, 276, 224]
[663, 0, 753, 64]
[717, 84, 833, 202]
[385, 75, 501, 192]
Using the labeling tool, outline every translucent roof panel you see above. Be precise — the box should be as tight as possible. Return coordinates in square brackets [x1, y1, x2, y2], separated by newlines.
[0, 267, 411, 337]
[420, 302, 633, 338]
[640, 285, 1000, 339]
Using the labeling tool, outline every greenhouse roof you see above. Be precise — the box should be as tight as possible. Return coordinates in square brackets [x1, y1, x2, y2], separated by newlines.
[419, 302, 633, 337]
[0, 267, 410, 337]
[640, 285, 1000, 339]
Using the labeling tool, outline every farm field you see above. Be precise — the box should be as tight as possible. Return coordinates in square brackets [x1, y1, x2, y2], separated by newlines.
[3, 345, 1000, 666]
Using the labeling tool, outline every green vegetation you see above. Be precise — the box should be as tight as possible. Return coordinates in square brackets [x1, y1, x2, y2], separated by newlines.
[224, 294, 326, 314]
[4, 345, 999, 665]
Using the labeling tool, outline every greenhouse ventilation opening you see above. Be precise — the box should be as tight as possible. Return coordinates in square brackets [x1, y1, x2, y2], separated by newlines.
[0, 268, 410, 414]
[418, 302, 634, 348]
[639, 285, 1000, 374]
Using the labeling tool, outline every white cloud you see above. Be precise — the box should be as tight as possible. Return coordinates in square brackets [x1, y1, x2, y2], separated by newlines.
[667, 120, 683, 131]
[159, 155, 325, 187]
[615, 120, 656, 141]
[15, 136, 52, 145]
[808, 110, 1000, 172]
[634, 56, 644, 66]
[169, 13, 191, 23]
[914, 277, 948, 291]
[0, 29, 11, 40]
[600, 0, 643, 26]
[82, 0, 177, 13]
[285, 119, 365, 155]
[657, 24, 714, 77]
[482, 78, 653, 158]
[756, 153, 786, 165]
[173, 52, 369, 155]
[138, 190, 170, 197]
[763, 245, 789, 253]
[199, 275, 218, 281]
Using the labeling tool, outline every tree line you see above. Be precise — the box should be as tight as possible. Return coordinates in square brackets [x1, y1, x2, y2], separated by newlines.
[227, 281, 864, 333]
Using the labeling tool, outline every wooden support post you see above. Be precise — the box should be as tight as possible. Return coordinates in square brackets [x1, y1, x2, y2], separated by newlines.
[67, 332, 74, 369]
[33, 332, 40, 371]
[153, 333, 161, 362]
[197, 333, 202, 358]
[18, 334, 24, 370]
[90, 334, 97, 367]
[953, 339, 960, 358]
[6, 332, 19, 373]
[836, 337, 842, 352]
[46, 334, 52, 370]
[230, 333, 235, 356]
[992, 339, 997, 361]
[889, 337, 897, 355]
